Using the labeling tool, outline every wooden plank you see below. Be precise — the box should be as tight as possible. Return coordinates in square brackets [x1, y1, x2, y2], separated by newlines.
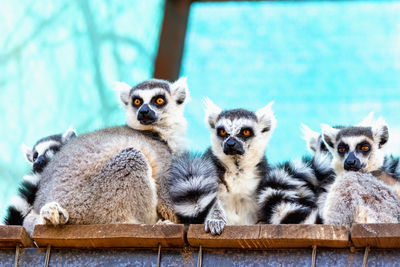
[351, 223, 400, 248]
[188, 224, 350, 249]
[153, 0, 191, 81]
[0, 226, 34, 248]
[33, 224, 186, 248]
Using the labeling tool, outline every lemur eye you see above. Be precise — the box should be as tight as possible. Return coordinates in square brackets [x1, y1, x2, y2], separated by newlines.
[361, 145, 370, 152]
[133, 98, 142, 106]
[338, 147, 346, 153]
[33, 152, 39, 161]
[242, 129, 251, 136]
[219, 129, 227, 136]
[156, 98, 164, 105]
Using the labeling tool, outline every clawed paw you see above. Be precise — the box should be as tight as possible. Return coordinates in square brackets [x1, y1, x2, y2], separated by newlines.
[40, 202, 69, 226]
[156, 219, 174, 225]
[205, 219, 226, 235]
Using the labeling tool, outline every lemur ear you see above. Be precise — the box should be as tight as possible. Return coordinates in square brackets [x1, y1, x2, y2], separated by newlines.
[256, 102, 276, 134]
[113, 81, 131, 107]
[321, 124, 339, 149]
[21, 143, 33, 163]
[171, 77, 189, 105]
[301, 124, 320, 154]
[358, 112, 374, 126]
[62, 126, 77, 143]
[371, 117, 389, 148]
[203, 97, 222, 129]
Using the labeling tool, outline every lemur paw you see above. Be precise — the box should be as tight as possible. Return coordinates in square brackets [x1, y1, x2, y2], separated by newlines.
[156, 219, 175, 225]
[40, 202, 69, 226]
[205, 219, 226, 235]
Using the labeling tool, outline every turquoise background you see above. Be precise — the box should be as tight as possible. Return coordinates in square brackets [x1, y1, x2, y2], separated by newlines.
[1, 1, 400, 219]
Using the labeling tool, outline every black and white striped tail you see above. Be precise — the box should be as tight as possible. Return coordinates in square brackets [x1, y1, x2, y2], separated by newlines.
[3, 174, 40, 225]
[167, 152, 218, 224]
[257, 154, 335, 224]
[382, 155, 400, 180]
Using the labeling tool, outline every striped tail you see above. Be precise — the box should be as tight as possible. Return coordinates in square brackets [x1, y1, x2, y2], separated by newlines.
[167, 152, 218, 224]
[382, 155, 400, 180]
[3, 174, 40, 225]
[257, 154, 335, 224]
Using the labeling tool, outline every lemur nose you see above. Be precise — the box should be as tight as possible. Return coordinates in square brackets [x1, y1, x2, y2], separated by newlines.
[139, 105, 150, 115]
[226, 139, 236, 147]
[346, 159, 356, 166]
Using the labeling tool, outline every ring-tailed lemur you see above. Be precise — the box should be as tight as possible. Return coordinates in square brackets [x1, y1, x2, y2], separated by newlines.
[3, 128, 77, 225]
[22, 78, 189, 236]
[167, 98, 276, 234]
[321, 117, 400, 226]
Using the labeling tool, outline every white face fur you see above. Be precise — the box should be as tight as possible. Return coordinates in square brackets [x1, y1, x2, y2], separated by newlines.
[114, 78, 190, 153]
[321, 117, 389, 174]
[204, 98, 276, 167]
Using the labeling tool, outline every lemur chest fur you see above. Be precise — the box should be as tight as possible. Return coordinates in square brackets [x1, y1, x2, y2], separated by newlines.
[219, 168, 260, 225]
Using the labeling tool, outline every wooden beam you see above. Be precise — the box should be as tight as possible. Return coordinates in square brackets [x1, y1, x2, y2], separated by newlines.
[352, 224, 400, 248]
[0, 226, 34, 248]
[187, 224, 350, 249]
[33, 224, 186, 248]
[153, 0, 191, 81]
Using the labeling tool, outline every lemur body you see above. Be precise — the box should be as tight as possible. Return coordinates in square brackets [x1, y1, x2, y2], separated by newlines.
[167, 99, 276, 234]
[3, 128, 76, 225]
[22, 78, 189, 236]
[320, 117, 400, 227]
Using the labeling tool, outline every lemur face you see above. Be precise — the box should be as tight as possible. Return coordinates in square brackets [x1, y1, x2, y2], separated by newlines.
[204, 98, 276, 160]
[115, 78, 189, 131]
[22, 127, 77, 173]
[301, 124, 343, 158]
[321, 118, 388, 174]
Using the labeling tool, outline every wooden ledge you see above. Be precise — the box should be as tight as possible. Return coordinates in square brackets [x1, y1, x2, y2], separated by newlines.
[0, 226, 34, 248]
[351, 223, 400, 248]
[33, 224, 185, 248]
[188, 225, 350, 249]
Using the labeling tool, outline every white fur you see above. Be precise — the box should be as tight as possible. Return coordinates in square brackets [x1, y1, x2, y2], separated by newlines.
[301, 124, 320, 154]
[174, 193, 216, 217]
[118, 78, 189, 155]
[62, 126, 77, 143]
[23, 174, 40, 185]
[270, 202, 305, 224]
[21, 143, 33, 163]
[10, 196, 31, 217]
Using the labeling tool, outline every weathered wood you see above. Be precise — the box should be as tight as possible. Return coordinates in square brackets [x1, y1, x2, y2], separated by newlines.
[0, 226, 34, 248]
[351, 223, 400, 248]
[33, 224, 186, 248]
[153, 0, 191, 81]
[188, 224, 350, 249]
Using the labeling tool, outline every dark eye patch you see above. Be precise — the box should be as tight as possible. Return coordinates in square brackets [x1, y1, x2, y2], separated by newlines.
[238, 127, 254, 139]
[151, 95, 167, 107]
[132, 96, 143, 108]
[320, 142, 328, 152]
[33, 151, 39, 161]
[357, 141, 371, 154]
[217, 127, 228, 138]
[337, 142, 348, 155]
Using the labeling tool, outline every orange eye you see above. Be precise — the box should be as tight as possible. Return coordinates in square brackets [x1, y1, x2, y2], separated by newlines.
[338, 147, 346, 153]
[156, 98, 164, 105]
[133, 99, 141, 106]
[361, 146, 369, 152]
[242, 129, 251, 136]
[219, 129, 227, 136]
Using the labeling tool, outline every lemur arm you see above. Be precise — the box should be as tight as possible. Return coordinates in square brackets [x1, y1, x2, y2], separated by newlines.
[156, 172, 179, 223]
[205, 197, 227, 235]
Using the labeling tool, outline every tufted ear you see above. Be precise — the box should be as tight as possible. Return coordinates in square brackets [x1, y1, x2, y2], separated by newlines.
[256, 102, 276, 134]
[62, 126, 77, 143]
[203, 97, 222, 129]
[371, 117, 389, 148]
[21, 143, 33, 163]
[358, 112, 374, 127]
[113, 81, 131, 107]
[170, 77, 189, 105]
[301, 124, 320, 154]
[321, 124, 340, 150]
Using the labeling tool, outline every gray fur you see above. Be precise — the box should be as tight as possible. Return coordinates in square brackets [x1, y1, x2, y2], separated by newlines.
[23, 78, 189, 236]
[322, 171, 400, 227]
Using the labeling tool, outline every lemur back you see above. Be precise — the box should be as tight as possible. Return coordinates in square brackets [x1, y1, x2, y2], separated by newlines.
[22, 78, 189, 236]
[320, 116, 400, 226]
[3, 127, 76, 225]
